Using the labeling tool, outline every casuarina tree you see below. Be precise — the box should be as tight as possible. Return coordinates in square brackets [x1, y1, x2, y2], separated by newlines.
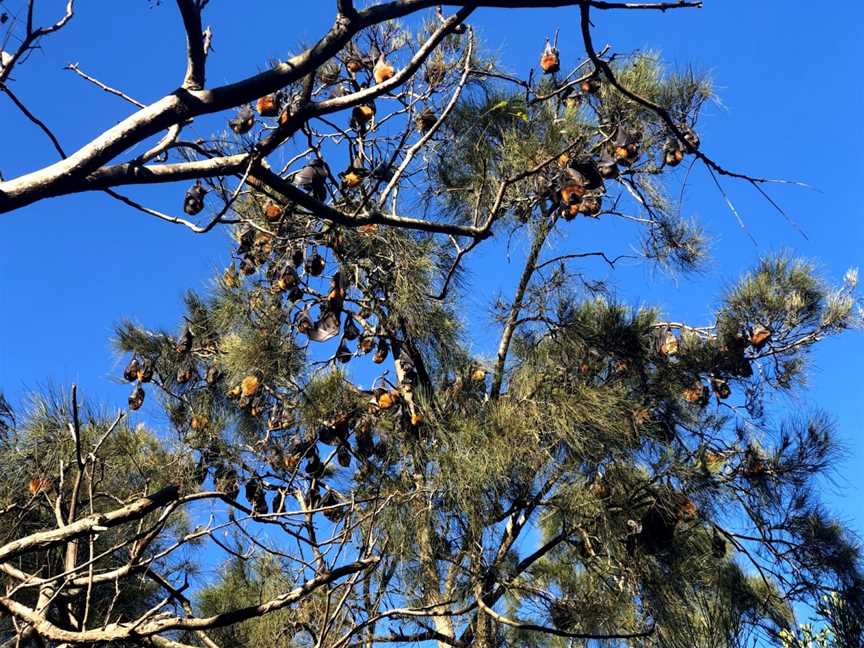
[0, 2, 861, 647]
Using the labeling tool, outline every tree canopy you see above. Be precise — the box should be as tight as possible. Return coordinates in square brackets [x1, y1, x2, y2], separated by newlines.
[0, 2, 861, 647]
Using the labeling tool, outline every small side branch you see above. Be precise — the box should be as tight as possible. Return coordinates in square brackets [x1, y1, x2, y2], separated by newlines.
[176, 0, 207, 90]
[378, 30, 474, 205]
[474, 584, 654, 641]
[1, 84, 67, 158]
[64, 63, 145, 108]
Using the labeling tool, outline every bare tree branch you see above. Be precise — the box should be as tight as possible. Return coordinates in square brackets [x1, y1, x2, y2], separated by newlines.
[0, 84, 66, 158]
[0, 0, 701, 215]
[0, 485, 181, 564]
[176, 0, 207, 90]
[64, 62, 146, 108]
[0, 557, 378, 642]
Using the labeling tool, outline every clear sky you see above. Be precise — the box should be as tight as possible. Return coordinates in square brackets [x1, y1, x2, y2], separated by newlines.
[1, 0, 862, 553]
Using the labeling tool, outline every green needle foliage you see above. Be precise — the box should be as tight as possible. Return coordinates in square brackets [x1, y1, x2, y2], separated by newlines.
[1, 8, 862, 648]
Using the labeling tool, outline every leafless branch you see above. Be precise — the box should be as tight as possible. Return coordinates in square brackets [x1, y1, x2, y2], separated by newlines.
[176, 0, 207, 90]
[64, 63, 146, 108]
[0, 83, 66, 158]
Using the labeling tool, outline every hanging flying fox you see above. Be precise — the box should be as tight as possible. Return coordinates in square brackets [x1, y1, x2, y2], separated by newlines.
[294, 158, 329, 202]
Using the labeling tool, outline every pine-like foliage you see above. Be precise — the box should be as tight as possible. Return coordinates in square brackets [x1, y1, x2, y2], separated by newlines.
[1, 11, 861, 648]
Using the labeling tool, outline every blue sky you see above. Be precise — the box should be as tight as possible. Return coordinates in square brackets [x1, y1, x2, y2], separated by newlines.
[1, 0, 862, 559]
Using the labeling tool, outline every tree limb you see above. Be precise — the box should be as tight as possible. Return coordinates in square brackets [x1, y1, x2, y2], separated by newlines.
[176, 0, 206, 90]
[0, 485, 180, 564]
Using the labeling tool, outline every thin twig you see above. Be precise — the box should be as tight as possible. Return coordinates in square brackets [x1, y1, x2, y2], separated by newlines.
[64, 62, 145, 108]
[1, 84, 67, 158]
